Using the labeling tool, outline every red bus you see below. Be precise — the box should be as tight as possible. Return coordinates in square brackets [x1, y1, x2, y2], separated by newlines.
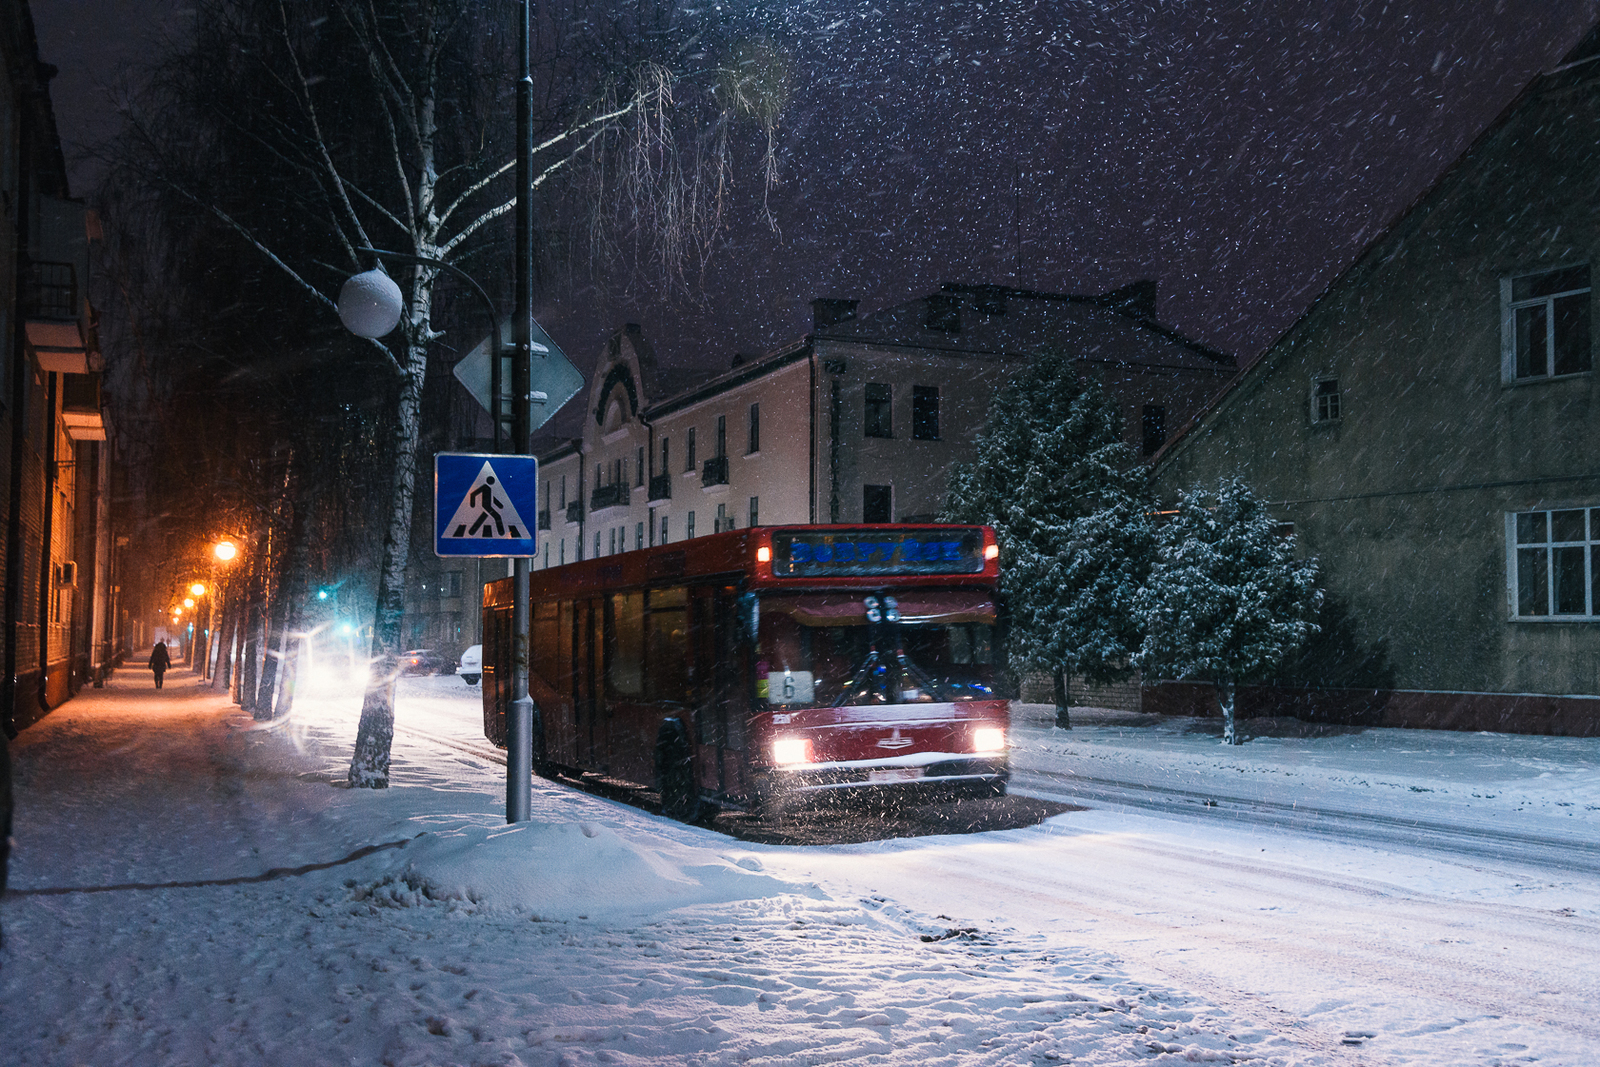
[481, 525, 1011, 821]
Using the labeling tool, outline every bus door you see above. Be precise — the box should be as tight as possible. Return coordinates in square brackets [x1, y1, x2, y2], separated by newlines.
[691, 584, 745, 798]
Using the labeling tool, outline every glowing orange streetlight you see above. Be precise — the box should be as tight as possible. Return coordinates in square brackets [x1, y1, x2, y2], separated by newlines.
[191, 582, 207, 597]
[183, 598, 195, 609]
[214, 540, 238, 562]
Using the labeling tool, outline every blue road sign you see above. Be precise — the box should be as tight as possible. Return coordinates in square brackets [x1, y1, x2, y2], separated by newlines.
[435, 453, 539, 557]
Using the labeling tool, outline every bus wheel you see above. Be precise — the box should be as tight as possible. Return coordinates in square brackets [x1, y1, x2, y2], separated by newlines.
[655, 722, 703, 824]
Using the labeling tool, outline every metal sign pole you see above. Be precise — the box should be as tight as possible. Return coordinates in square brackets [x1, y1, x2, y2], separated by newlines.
[505, 0, 536, 824]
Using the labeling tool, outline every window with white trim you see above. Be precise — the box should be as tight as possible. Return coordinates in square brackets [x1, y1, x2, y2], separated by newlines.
[1312, 379, 1340, 422]
[1504, 265, 1591, 381]
[1510, 507, 1600, 618]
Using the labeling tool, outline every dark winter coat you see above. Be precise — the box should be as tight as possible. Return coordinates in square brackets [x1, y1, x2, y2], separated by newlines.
[149, 643, 171, 673]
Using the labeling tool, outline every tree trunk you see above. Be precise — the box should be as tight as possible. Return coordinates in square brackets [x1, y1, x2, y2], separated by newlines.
[348, 295, 433, 788]
[273, 493, 313, 721]
[240, 578, 263, 716]
[1053, 667, 1071, 730]
[214, 584, 236, 691]
[1219, 678, 1239, 745]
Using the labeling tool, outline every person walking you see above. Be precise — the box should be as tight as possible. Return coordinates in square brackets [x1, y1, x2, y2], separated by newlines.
[149, 640, 171, 689]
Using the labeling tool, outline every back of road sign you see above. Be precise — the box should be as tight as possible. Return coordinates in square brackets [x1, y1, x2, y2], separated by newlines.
[435, 453, 539, 557]
[452, 319, 582, 436]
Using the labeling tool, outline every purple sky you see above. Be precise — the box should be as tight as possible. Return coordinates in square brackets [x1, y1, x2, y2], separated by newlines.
[32, 1, 1600, 390]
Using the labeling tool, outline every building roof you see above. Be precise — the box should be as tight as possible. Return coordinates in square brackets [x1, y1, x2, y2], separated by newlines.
[1151, 22, 1600, 469]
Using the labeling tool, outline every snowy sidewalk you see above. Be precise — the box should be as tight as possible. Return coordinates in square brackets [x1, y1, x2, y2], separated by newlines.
[2, 674, 1597, 1066]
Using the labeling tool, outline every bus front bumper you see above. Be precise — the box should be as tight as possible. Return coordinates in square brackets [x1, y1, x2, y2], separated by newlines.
[750, 755, 1010, 809]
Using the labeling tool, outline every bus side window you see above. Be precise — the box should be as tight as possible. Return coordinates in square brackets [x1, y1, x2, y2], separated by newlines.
[646, 586, 688, 704]
[532, 600, 559, 684]
[608, 592, 644, 697]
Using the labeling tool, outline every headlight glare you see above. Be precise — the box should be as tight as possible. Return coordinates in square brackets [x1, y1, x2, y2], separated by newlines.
[972, 726, 1006, 753]
[771, 736, 813, 765]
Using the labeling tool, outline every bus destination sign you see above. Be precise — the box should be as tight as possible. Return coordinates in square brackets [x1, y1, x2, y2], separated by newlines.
[769, 529, 985, 577]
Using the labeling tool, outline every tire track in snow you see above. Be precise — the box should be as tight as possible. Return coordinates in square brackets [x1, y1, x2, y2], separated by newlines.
[1011, 764, 1600, 876]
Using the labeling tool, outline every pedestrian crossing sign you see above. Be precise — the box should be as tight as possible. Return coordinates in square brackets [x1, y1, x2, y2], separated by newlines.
[434, 453, 539, 557]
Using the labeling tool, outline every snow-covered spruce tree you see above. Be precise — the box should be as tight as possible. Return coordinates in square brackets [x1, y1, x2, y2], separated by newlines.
[115, 0, 777, 788]
[942, 355, 1151, 728]
[1132, 478, 1322, 745]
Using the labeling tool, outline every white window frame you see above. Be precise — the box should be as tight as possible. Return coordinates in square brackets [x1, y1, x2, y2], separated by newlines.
[1501, 265, 1592, 383]
[1311, 377, 1340, 422]
[1506, 507, 1600, 620]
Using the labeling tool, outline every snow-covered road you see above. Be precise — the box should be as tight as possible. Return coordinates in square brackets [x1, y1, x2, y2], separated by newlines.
[391, 676, 1600, 1065]
[4, 672, 1598, 1066]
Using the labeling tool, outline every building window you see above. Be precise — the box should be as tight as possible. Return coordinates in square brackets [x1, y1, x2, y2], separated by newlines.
[912, 385, 939, 440]
[863, 484, 892, 523]
[560, 539, 565, 565]
[595, 531, 601, 558]
[687, 511, 696, 539]
[660, 515, 669, 544]
[716, 414, 727, 458]
[1142, 404, 1167, 455]
[637, 447, 645, 486]
[1312, 380, 1340, 422]
[446, 571, 462, 598]
[749, 495, 759, 527]
[1505, 265, 1591, 381]
[608, 527, 616, 555]
[865, 383, 892, 438]
[686, 428, 696, 472]
[636, 522, 644, 550]
[715, 503, 727, 533]
[1511, 507, 1600, 617]
[560, 475, 567, 509]
[748, 403, 760, 454]
[660, 437, 669, 476]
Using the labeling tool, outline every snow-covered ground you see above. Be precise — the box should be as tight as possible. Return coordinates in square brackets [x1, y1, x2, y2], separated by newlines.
[2, 669, 1597, 1066]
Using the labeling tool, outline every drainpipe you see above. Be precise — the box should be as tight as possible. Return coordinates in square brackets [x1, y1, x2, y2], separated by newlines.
[38, 371, 57, 710]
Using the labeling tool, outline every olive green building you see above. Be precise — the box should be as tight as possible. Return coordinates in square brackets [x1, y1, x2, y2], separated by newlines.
[1151, 30, 1600, 735]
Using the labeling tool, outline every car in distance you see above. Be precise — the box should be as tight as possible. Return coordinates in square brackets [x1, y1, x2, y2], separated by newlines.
[400, 649, 444, 676]
[457, 644, 482, 686]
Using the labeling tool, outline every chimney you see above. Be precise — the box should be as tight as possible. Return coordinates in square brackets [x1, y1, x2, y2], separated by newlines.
[1100, 279, 1158, 320]
[924, 292, 961, 333]
[812, 297, 858, 330]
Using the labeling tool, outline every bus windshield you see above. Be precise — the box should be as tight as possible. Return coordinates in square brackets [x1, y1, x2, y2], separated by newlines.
[755, 590, 1002, 708]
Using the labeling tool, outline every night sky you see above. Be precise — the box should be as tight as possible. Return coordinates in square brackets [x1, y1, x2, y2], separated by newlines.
[32, 1, 1600, 410]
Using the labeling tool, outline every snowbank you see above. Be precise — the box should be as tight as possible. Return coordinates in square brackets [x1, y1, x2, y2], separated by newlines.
[352, 820, 812, 919]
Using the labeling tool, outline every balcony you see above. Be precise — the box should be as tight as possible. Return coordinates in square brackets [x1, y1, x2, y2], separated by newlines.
[701, 455, 729, 487]
[565, 500, 583, 524]
[537, 509, 551, 531]
[590, 482, 628, 511]
[60, 372, 105, 441]
[648, 473, 672, 502]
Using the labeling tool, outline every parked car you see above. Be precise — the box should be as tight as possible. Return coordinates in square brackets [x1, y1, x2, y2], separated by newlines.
[400, 649, 444, 675]
[458, 644, 482, 686]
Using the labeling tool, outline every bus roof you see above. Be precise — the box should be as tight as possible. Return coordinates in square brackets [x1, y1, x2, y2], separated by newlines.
[483, 524, 999, 608]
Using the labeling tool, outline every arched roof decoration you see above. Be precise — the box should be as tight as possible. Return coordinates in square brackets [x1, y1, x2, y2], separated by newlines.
[594, 363, 640, 426]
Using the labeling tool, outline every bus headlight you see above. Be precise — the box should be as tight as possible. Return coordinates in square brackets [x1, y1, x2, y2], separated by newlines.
[972, 726, 1006, 753]
[771, 736, 813, 766]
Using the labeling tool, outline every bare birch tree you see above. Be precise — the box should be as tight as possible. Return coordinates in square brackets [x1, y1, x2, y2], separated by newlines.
[109, 0, 779, 787]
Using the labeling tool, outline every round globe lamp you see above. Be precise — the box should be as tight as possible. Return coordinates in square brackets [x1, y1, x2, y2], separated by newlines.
[337, 269, 404, 338]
